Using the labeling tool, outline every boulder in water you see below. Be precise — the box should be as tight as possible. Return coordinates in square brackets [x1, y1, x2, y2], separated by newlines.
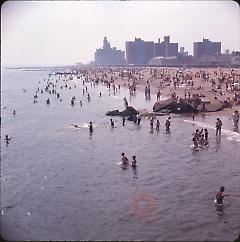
[106, 109, 120, 116]
[170, 99, 199, 113]
[120, 106, 139, 117]
[153, 98, 174, 112]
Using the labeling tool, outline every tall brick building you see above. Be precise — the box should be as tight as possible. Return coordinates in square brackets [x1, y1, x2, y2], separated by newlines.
[193, 38, 221, 60]
[126, 36, 178, 65]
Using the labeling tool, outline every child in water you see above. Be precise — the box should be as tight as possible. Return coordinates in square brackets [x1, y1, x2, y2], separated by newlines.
[216, 186, 229, 205]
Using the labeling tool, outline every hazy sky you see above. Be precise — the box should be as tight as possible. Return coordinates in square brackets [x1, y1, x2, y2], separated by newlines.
[1, 0, 240, 66]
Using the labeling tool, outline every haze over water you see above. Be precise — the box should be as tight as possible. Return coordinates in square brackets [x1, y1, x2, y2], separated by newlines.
[1, 68, 240, 240]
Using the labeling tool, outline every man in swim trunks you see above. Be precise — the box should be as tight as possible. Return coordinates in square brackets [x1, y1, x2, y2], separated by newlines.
[216, 186, 229, 205]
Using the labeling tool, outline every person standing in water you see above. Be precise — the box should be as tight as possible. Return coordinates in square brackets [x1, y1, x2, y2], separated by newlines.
[216, 118, 223, 135]
[121, 152, 129, 166]
[204, 129, 208, 140]
[231, 110, 239, 128]
[122, 116, 126, 126]
[165, 117, 171, 132]
[137, 114, 141, 125]
[131, 156, 137, 167]
[89, 122, 93, 133]
[150, 117, 154, 130]
[156, 120, 160, 131]
[216, 186, 229, 205]
[110, 119, 114, 127]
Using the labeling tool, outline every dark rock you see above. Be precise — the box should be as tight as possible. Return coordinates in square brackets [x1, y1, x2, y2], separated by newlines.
[153, 98, 198, 113]
[127, 115, 137, 121]
[170, 99, 199, 113]
[120, 106, 139, 117]
[153, 98, 174, 112]
[106, 109, 120, 116]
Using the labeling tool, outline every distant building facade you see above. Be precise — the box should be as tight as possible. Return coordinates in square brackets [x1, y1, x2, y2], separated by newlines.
[126, 38, 154, 65]
[126, 36, 178, 65]
[154, 36, 178, 58]
[193, 38, 221, 60]
[94, 37, 125, 65]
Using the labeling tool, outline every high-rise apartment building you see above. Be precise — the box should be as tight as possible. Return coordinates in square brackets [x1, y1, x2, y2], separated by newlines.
[193, 38, 221, 60]
[94, 37, 125, 65]
[126, 36, 178, 65]
[154, 36, 178, 58]
[126, 38, 154, 65]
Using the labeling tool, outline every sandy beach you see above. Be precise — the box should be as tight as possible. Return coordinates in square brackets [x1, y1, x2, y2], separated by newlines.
[85, 66, 240, 117]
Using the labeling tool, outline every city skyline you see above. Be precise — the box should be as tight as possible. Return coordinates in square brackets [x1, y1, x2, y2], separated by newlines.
[1, 0, 239, 66]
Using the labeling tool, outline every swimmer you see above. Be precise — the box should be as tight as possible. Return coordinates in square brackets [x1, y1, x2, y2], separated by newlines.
[216, 186, 229, 205]
[131, 155, 137, 167]
[121, 152, 129, 166]
[4, 135, 11, 144]
[71, 124, 80, 128]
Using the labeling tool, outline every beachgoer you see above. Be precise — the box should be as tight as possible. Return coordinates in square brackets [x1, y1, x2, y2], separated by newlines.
[110, 119, 114, 127]
[231, 110, 239, 128]
[137, 114, 141, 125]
[192, 112, 195, 121]
[216, 186, 229, 205]
[204, 129, 208, 140]
[150, 118, 154, 130]
[89, 122, 93, 133]
[157, 90, 161, 101]
[122, 116, 126, 126]
[121, 152, 129, 166]
[131, 156, 137, 167]
[165, 117, 171, 132]
[4, 135, 11, 144]
[216, 118, 223, 135]
[13, 110, 16, 115]
[124, 97, 128, 107]
[156, 120, 160, 131]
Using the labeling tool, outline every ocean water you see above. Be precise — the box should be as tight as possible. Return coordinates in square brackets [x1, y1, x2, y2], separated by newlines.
[1, 68, 240, 241]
